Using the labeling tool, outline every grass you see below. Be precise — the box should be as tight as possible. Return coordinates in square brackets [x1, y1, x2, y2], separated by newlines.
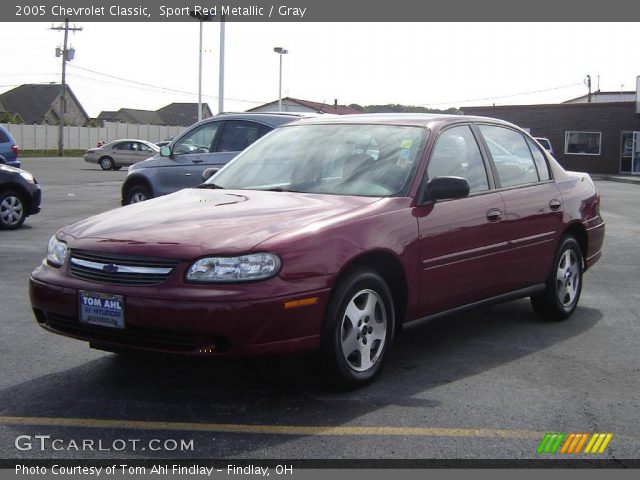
[19, 149, 86, 158]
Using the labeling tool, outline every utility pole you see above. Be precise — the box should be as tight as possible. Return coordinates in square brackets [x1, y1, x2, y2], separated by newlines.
[50, 19, 82, 156]
[585, 74, 592, 103]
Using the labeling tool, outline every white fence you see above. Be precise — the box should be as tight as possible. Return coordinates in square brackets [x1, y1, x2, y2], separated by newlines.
[1, 122, 187, 151]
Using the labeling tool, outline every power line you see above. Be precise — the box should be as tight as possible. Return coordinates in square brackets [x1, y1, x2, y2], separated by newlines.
[421, 82, 583, 107]
[68, 64, 267, 104]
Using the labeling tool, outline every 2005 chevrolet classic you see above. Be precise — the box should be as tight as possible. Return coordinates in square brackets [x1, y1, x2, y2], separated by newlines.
[30, 114, 605, 387]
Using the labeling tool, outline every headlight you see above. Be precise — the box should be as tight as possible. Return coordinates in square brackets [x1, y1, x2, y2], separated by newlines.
[186, 253, 281, 282]
[46, 235, 69, 267]
[19, 171, 35, 184]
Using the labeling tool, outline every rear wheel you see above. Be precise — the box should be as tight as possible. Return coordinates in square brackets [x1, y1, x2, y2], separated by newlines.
[0, 190, 27, 229]
[320, 267, 394, 388]
[99, 156, 115, 170]
[531, 236, 583, 321]
[125, 184, 152, 204]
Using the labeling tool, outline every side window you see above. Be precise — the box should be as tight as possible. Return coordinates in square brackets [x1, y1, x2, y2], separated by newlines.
[113, 142, 130, 151]
[526, 137, 551, 181]
[173, 122, 220, 155]
[479, 125, 540, 188]
[138, 142, 153, 152]
[216, 121, 270, 152]
[0, 130, 9, 143]
[427, 125, 489, 193]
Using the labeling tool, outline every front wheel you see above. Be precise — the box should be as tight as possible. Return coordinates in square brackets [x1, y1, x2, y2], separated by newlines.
[320, 267, 394, 388]
[125, 184, 152, 204]
[531, 236, 583, 321]
[0, 190, 27, 229]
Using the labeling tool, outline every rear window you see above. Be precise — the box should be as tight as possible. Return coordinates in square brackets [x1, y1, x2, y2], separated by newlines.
[0, 129, 10, 143]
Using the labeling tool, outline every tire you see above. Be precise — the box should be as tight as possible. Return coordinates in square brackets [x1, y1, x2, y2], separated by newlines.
[125, 184, 152, 204]
[320, 267, 394, 388]
[99, 156, 115, 170]
[531, 236, 583, 321]
[0, 190, 27, 230]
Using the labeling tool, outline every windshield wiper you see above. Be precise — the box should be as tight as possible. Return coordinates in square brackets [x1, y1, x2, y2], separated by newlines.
[197, 183, 225, 190]
[264, 187, 303, 192]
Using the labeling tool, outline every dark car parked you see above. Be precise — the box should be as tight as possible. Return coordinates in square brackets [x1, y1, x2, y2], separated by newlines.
[0, 164, 41, 229]
[31, 114, 604, 387]
[121, 112, 310, 205]
[0, 125, 20, 169]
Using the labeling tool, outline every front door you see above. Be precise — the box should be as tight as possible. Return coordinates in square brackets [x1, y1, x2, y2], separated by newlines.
[632, 132, 640, 175]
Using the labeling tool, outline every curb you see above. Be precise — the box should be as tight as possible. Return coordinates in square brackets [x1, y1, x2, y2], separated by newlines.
[591, 175, 640, 185]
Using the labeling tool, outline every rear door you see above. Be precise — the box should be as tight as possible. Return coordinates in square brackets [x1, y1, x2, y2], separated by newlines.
[205, 120, 273, 167]
[477, 124, 563, 289]
[416, 124, 509, 315]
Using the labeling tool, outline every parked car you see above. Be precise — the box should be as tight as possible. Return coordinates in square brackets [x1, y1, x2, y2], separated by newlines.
[535, 137, 554, 155]
[0, 125, 20, 169]
[30, 114, 605, 387]
[84, 140, 159, 171]
[0, 164, 41, 229]
[121, 113, 308, 205]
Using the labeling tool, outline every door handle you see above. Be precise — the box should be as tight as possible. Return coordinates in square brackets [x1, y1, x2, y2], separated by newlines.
[192, 159, 204, 164]
[486, 208, 503, 222]
[549, 199, 562, 210]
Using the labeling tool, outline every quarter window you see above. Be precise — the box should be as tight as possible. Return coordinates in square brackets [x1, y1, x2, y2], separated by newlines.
[479, 125, 540, 188]
[427, 125, 489, 193]
[565, 131, 601, 155]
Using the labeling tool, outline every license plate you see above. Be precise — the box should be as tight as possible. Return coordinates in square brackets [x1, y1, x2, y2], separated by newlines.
[79, 291, 125, 329]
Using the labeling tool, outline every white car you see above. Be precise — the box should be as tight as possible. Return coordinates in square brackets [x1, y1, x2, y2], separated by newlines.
[84, 140, 159, 171]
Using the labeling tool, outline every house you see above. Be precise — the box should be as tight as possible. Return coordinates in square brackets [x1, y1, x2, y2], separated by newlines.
[97, 108, 164, 125]
[248, 97, 362, 115]
[157, 103, 213, 126]
[463, 97, 640, 175]
[0, 84, 89, 126]
[563, 91, 637, 104]
[96, 103, 213, 127]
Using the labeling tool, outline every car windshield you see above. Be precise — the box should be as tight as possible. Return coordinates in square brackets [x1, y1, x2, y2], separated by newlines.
[208, 124, 428, 197]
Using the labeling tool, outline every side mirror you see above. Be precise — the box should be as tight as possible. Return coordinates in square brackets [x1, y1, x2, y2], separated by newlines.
[420, 176, 470, 204]
[160, 146, 171, 157]
[202, 167, 220, 182]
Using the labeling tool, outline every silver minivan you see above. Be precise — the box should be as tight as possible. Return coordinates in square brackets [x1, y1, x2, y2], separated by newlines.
[121, 113, 307, 204]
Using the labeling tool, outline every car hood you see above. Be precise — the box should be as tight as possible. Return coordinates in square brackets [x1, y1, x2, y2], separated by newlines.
[61, 188, 380, 258]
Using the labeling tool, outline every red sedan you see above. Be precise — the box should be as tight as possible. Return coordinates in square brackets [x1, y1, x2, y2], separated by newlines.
[30, 114, 605, 387]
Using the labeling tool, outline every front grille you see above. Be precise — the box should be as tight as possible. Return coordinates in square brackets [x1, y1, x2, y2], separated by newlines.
[44, 312, 199, 352]
[69, 249, 179, 286]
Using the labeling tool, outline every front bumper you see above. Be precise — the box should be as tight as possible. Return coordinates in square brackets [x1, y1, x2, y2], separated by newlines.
[30, 264, 331, 357]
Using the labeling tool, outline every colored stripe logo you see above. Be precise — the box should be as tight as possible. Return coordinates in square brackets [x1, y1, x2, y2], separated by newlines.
[537, 432, 613, 454]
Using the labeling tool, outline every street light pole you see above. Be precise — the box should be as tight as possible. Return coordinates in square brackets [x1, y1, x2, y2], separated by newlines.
[273, 47, 288, 112]
[218, 16, 225, 113]
[197, 20, 203, 122]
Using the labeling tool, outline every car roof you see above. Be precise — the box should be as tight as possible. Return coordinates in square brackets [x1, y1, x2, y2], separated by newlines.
[288, 113, 521, 130]
[106, 139, 157, 145]
[190, 112, 325, 129]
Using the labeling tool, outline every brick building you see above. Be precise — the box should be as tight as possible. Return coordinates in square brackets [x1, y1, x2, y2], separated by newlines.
[463, 96, 640, 175]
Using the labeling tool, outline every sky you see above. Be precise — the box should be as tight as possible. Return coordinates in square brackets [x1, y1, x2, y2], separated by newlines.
[0, 22, 638, 118]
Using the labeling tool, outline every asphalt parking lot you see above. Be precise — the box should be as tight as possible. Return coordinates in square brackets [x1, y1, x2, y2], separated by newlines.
[0, 157, 639, 462]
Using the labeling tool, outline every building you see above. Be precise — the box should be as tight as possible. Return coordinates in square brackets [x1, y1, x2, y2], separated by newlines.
[463, 91, 640, 175]
[0, 84, 89, 126]
[248, 97, 362, 115]
[97, 103, 213, 127]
